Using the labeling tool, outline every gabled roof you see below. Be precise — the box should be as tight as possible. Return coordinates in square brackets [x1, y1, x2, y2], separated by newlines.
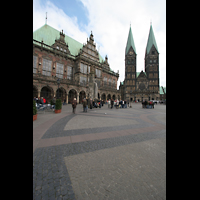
[136, 71, 147, 78]
[145, 24, 159, 54]
[125, 26, 136, 55]
[33, 24, 104, 63]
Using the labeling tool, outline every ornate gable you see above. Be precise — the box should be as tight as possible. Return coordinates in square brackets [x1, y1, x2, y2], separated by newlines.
[51, 30, 71, 54]
[81, 31, 100, 63]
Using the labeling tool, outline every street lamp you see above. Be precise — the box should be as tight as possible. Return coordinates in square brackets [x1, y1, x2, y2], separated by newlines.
[57, 78, 60, 99]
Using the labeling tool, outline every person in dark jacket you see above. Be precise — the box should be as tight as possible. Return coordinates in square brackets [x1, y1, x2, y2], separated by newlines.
[72, 98, 77, 114]
[111, 99, 114, 109]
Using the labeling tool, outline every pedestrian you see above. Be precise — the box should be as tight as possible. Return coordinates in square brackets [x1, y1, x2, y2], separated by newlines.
[116, 99, 119, 109]
[108, 99, 111, 108]
[111, 99, 114, 109]
[90, 98, 93, 109]
[40, 97, 44, 105]
[83, 98, 87, 112]
[43, 97, 46, 104]
[52, 96, 56, 110]
[86, 97, 89, 111]
[122, 100, 124, 108]
[72, 98, 77, 114]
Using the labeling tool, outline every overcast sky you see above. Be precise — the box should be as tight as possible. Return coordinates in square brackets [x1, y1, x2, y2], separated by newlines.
[33, 0, 166, 89]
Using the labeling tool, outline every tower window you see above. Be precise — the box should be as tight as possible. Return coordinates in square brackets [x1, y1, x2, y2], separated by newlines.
[152, 51, 155, 54]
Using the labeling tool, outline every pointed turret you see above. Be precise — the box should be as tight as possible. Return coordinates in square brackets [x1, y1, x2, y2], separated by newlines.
[145, 24, 159, 54]
[125, 26, 136, 55]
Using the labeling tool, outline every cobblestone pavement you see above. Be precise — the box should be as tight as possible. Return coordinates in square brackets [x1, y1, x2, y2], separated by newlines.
[33, 103, 166, 200]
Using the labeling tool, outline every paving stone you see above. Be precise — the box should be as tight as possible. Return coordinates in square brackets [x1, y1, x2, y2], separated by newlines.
[33, 104, 166, 199]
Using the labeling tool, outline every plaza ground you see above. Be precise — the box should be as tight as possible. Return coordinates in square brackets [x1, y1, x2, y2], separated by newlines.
[33, 103, 166, 200]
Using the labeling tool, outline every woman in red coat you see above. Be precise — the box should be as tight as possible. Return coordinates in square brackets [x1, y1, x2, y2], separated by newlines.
[43, 98, 46, 104]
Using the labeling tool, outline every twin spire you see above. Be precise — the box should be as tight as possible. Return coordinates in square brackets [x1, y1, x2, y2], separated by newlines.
[125, 23, 158, 55]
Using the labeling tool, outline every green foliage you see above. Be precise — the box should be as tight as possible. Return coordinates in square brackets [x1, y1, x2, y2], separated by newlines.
[55, 99, 62, 110]
[33, 100, 37, 115]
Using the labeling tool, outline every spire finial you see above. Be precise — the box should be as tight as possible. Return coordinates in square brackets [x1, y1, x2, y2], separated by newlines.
[45, 12, 47, 24]
[150, 19, 152, 25]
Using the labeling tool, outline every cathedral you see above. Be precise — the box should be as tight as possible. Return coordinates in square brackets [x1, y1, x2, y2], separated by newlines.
[120, 24, 160, 102]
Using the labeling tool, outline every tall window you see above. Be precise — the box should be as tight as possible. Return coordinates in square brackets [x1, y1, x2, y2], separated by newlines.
[95, 69, 101, 78]
[33, 55, 37, 73]
[80, 76, 87, 86]
[103, 77, 107, 86]
[56, 63, 64, 79]
[108, 78, 111, 87]
[67, 66, 72, 80]
[42, 58, 52, 76]
[80, 63, 87, 74]
[112, 79, 115, 88]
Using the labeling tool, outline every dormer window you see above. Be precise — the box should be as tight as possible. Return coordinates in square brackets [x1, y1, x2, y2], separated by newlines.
[56, 46, 59, 49]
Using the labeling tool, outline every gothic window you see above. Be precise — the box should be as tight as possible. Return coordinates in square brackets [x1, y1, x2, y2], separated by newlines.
[127, 73, 130, 79]
[150, 60, 152, 63]
[33, 55, 37, 73]
[131, 59, 134, 64]
[154, 59, 156, 63]
[56, 63, 64, 79]
[67, 66, 72, 80]
[42, 58, 52, 76]
[152, 51, 155, 55]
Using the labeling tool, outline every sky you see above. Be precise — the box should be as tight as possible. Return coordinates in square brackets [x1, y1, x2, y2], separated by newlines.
[33, 0, 166, 89]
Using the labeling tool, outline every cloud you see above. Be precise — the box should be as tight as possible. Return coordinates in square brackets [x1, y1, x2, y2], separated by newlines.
[33, 0, 88, 44]
[33, 0, 166, 88]
[80, 0, 166, 88]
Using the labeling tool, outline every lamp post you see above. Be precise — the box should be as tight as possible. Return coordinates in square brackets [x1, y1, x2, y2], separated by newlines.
[57, 78, 60, 99]
[130, 91, 132, 108]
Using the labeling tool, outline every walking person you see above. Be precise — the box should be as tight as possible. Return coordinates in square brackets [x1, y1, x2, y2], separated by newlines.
[111, 99, 114, 109]
[72, 98, 77, 114]
[122, 100, 124, 108]
[52, 96, 56, 110]
[82, 98, 87, 112]
[116, 99, 119, 109]
[108, 99, 111, 108]
[90, 98, 93, 109]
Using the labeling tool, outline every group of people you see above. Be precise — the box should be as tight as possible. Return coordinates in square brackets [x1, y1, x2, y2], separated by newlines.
[107, 99, 129, 109]
[33, 97, 47, 105]
[33, 96, 56, 110]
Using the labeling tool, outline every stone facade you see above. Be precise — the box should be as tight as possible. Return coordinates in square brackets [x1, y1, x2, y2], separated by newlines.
[119, 25, 160, 102]
[33, 25, 120, 104]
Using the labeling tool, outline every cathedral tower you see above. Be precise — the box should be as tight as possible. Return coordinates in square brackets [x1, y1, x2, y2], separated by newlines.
[125, 26, 137, 100]
[144, 24, 159, 99]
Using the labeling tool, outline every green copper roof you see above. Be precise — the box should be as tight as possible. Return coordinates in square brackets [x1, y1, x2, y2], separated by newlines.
[146, 25, 159, 54]
[125, 26, 136, 55]
[160, 87, 164, 94]
[33, 24, 104, 63]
